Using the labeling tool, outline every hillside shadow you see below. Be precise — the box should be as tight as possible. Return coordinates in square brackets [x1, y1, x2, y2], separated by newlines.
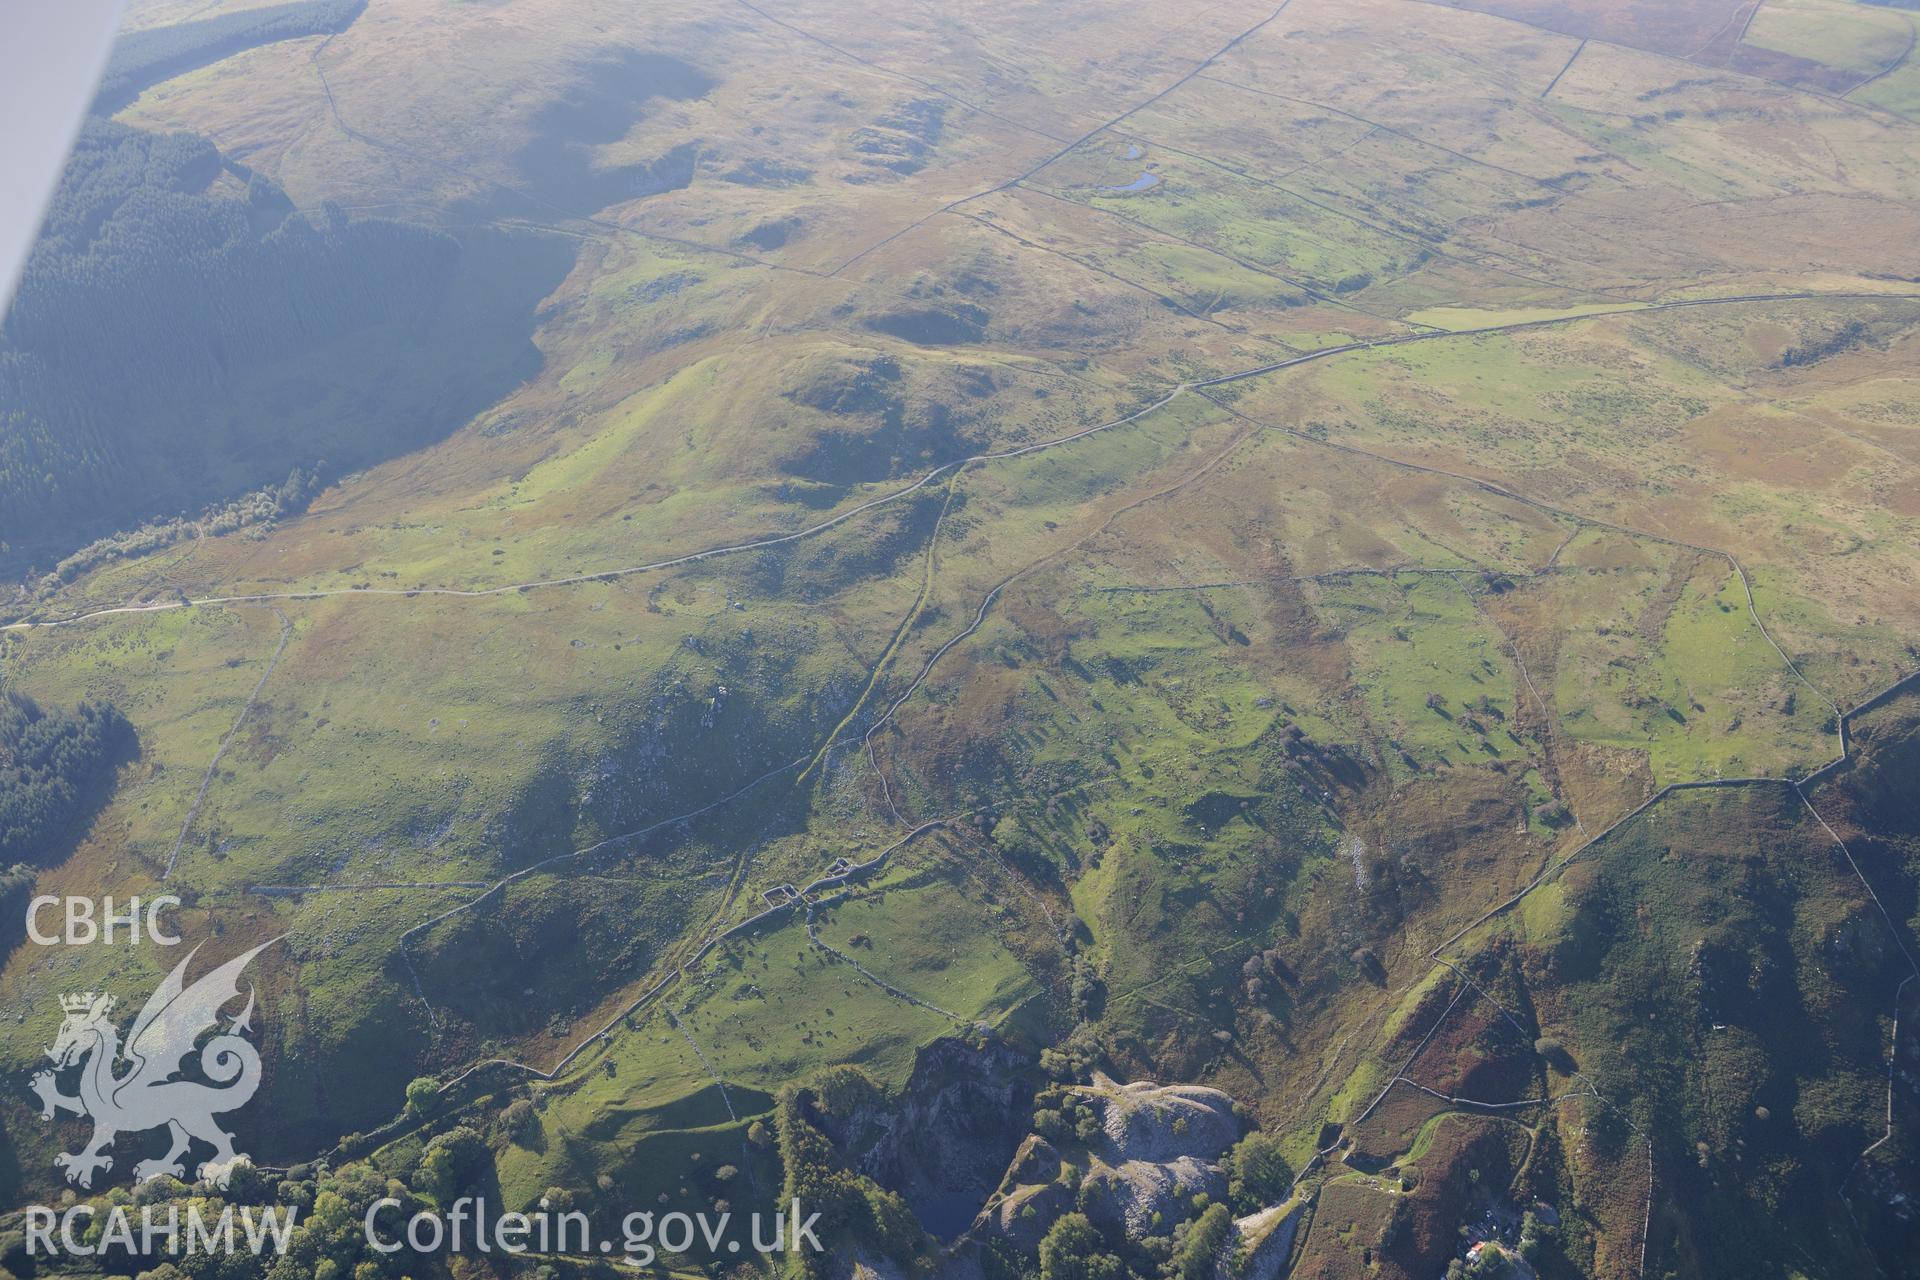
[495, 50, 714, 217]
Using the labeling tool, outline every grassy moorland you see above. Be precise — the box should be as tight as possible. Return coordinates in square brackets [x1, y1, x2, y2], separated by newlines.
[1, 0, 1918, 1276]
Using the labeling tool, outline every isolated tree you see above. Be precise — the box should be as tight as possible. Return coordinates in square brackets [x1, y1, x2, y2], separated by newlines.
[497, 1098, 536, 1142]
[1534, 1037, 1573, 1070]
[413, 1126, 486, 1203]
[404, 1076, 441, 1115]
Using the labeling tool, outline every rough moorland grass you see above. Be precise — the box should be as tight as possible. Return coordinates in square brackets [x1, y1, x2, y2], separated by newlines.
[1547, 562, 1837, 782]
[1313, 572, 1525, 771]
[1439, 785, 1901, 1276]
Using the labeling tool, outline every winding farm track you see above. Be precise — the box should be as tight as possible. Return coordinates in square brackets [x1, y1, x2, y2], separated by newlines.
[9, 260, 1916, 1235]
[17, 288, 1919, 1087]
[1, 2, 1913, 1264]
[365, 305, 1915, 1202]
[6, 289, 1910, 636]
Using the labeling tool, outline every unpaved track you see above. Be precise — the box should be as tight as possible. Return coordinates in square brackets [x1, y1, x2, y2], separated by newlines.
[8, 289, 1909, 637]
[14, 284, 1917, 1204]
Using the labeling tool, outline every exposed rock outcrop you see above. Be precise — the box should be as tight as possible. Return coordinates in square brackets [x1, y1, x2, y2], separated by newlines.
[1230, 1196, 1309, 1280]
[1075, 1075, 1237, 1237]
[818, 1037, 1039, 1242]
[965, 1073, 1242, 1248]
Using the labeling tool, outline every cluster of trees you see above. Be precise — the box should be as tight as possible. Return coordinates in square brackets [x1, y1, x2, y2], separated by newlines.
[0, 691, 130, 861]
[29, 1045, 1297, 1280]
[1025, 1197, 1237, 1280]
[775, 1070, 925, 1278]
[1, 121, 461, 571]
[25, 1122, 516, 1280]
[33, 464, 326, 594]
[1039, 1021, 1103, 1082]
[1222, 1130, 1292, 1214]
[1239, 947, 1293, 1006]
[1036, 1213, 1127, 1280]
[1031, 1086, 1106, 1145]
[96, 0, 366, 110]
[995, 1126, 1294, 1280]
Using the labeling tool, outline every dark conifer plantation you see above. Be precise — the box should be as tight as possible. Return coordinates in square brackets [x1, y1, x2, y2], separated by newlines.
[0, 691, 130, 863]
[0, 121, 573, 576]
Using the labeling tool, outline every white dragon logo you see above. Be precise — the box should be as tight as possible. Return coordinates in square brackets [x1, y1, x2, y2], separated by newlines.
[29, 938, 278, 1189]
